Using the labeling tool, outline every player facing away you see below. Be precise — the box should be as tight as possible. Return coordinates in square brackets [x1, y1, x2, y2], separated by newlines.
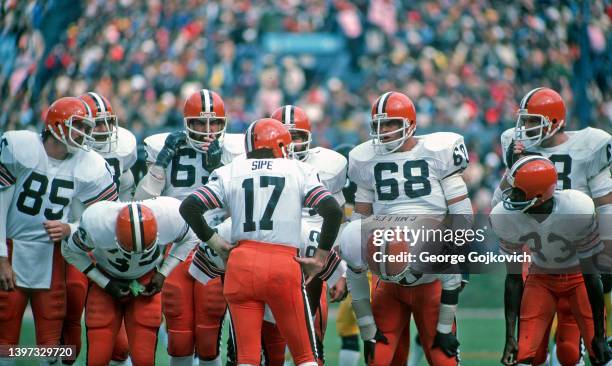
[338, 218, 462, 366]
[61, 197, 198, 366]
[179, 118, 343, 366]
[493, 156, 611, 366]
[59, 91, 138, 365]
[0, 97, 118, 365]
[494, 87, 612, 364]
[135, 88, 243, 366]
[263, 104, 348, 364]
[347, 91, 472, 364]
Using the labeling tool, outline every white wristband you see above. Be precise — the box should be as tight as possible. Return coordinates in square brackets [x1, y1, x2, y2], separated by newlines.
[87, 268, 110, 289]
[158, 255, 181, 278]
[437, 303, 457, 333]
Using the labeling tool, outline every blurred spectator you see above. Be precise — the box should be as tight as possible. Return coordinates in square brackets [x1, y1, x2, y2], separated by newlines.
[1, 0, 610, 212]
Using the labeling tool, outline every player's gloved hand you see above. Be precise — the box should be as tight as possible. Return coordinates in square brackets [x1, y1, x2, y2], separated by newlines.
[505, 140, 524, 168]
[0, 257, 16, 291]
[591, 335, 612, 365]
[500, 336, 518, 365]
[142, 271, 165, 296]
[203, 138, 223, 171]
[433, 331, 460, 357]
[104, 279, 131, 299]
[155, 131, 186, 168]
[363, 330, 388, 364]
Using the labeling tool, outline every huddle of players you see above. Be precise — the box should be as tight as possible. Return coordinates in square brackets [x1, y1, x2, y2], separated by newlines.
[0, 84, 609, 366]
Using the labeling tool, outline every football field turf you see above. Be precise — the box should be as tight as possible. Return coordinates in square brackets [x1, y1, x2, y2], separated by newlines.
[16, 309, 506, 366]
[13, 275, 549, 365]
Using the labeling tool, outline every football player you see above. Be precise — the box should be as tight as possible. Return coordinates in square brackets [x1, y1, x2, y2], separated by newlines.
[0, 97, 117, 365]
[179, 118, 343, 366]
[338, 218, 462, 366]
[134, 88, 243, 366]
[267, 105, 348, 364]
[347, 91, 472, 364]
[493, 156, 611, 365]
[59, 92, 138, 365]
[494, 87, 612, 364]
[61, 197, 197, 365]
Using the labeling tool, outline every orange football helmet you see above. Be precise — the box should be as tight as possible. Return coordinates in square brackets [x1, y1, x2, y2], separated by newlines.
[115, 203, 159, 254]
[270, 105, 312, 160]
[183, 89, 227, 152]
[370, 91, 417, 154]
[244, 118, 292, 158]
[79, 92, 118, 153]
[45, 97, 95, 153]
[515, 87, 566, 149]
[502, 156, 558, 212]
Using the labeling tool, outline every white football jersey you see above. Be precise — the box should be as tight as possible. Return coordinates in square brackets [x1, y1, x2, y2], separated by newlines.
[301, 147, 347, 221]
[98, 127, 137, 200]
[193, 158, 331, 248]
[66, 196, 198, 279]
[501, 127, 611, 197]
[144, 132, 244, 227]
[491, 190, 602, 270]
[349, 132, 469, 215]
[0, 130, 117, 288]
[339, 219, 461, 289]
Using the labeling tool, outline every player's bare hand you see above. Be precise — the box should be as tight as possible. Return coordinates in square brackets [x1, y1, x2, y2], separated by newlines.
[207, 233, 233, 263]
[500, 336, 518, 365]
[329, 276, 347, 302]
[142, 271, 165, 296]
[43, 221, 71, 242]
[295, 249, 327, 285]
[0, 256, 16, 291]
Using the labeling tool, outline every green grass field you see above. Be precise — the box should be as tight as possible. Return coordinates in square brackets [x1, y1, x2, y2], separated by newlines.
[12, 275, 575, 365]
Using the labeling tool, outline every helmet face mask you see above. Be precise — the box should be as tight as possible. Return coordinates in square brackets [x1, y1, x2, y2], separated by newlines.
[270, 105, 312, 161]
[514, 110, 554, 150]
[288, 128, 311, 160]
[91, 113, 119, 153]
[502, 156, 558, 212]
[183, 89, 228, 153]
[50, 114, 95, 153]
[370, 114, 414, 155]
[184, 114, 227, 152]
[501, 186, 539, 212]
[514, 87, 566, 149]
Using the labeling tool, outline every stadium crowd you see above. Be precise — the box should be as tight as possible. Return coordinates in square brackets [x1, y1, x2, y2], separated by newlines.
[0, 0, 610, 213]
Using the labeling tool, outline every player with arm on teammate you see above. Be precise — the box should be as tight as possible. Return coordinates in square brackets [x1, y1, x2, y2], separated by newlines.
[493, 156, 611, 366]
[346, 91, 472, 365]
[61, 197, 198, 366]
[0, 97, 117, 365]
[179, 118, 343, 366]
[57, 92, 139, 365]
[134, 88, 243, 366]
[493, 87, 612, 364]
